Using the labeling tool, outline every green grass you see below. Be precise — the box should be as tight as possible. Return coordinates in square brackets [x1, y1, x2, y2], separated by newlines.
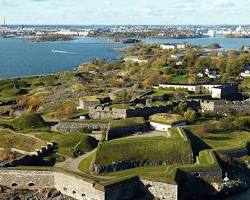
[11, 113, 49, 130]
[109, 103, 132, 109]
[92, 149, 219, 183]
[35, 132, 98, 157]
[0, 129, 45, 152]
[190, 126, 250, 151]
[78, 152, 96, 173]
[170, 75, 188, 83]
[150, 113, 185, 125]
[110, 117, 146, 129]
[95, 130, 192, 166]
[240, 77, 250, 87]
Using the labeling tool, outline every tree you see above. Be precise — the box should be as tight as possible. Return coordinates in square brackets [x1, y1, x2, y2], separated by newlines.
[176, 102, 187, 115]
[184, 108, 197, 123]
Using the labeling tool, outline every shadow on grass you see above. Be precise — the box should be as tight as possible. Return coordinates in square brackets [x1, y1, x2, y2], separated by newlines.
[185, 129, 211, 158]
[203, 136, 231, 141]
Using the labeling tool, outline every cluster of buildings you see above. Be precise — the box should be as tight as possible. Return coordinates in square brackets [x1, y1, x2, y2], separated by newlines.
[156, 83, 238, 99]
[0, 24, 91, 38]
[206, 25, 250, 38]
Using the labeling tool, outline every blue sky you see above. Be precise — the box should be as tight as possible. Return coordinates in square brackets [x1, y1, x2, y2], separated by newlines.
[0, 0, 249, 25]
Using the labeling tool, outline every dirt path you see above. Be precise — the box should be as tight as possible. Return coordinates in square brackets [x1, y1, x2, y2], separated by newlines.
[55, 148, 97, 172]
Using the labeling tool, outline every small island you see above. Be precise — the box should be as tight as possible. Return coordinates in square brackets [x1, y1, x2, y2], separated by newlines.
[30, 34, 74, 42]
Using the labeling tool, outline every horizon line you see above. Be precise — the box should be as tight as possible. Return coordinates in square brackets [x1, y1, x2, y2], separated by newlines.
[2, 23, 250, 26]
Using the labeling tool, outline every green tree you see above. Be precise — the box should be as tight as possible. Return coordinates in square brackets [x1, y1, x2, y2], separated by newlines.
[184, 108, 197, 123]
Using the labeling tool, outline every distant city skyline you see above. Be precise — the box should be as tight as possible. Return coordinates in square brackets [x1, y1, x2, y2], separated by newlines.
[0, 0, 250, 25]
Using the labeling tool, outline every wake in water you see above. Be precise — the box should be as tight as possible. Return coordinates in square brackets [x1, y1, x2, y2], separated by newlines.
[51, 49, 82, 55]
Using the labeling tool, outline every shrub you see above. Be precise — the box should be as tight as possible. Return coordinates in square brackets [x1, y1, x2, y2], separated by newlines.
[234, 116, 250, 129]
[184, 108, 197, 123]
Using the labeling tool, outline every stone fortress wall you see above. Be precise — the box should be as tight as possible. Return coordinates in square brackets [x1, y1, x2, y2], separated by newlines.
[200, 100, 250, 114]
[0, 170, 178, 200]
[89, 105, 171, 120]
[3, 142, 56, 167]
[57, 121, 109, 132]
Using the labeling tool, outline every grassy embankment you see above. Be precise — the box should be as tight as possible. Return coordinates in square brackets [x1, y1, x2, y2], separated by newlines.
[0, 129, 45, 152]
[94, 127, 193, 168]
[78, 127, 222, 182]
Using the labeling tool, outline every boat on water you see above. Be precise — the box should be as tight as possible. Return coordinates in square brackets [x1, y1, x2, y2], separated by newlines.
[51, 49, 81, 55]
[51, 49, 68, 53]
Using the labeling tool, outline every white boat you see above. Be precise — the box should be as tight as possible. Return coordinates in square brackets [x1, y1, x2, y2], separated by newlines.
[51, 49, 81, 55]
[51, 49, 68, 53]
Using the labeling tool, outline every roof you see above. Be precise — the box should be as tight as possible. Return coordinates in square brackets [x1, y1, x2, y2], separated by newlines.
[150, 113, 186, 125]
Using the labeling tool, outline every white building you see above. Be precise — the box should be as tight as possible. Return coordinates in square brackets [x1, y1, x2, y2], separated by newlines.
[123, 56, 148, 64]
[150, 113, 187, 132]
[150, 121, 187, 132]
[241, 70, 250, 77]
[53, 30, 79, 36]
[160, 44, 176, 50]
[207, 30, 215, 37]
[160, 43, 187, 50]
[158, 83, 222, 96]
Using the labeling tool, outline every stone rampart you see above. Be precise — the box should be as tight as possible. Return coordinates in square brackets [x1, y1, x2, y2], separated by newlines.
[141, 180, 178, 200]
[0, 170, 55, 190]
[53, 172, 104, 200]
[0, 169, 179, 200]
[200, 100, 250, 114]
[3, 143, 56, 167]
[89, 105, 172, 120]
[107, 124, 148, 140]
[57, 121, 108, 133]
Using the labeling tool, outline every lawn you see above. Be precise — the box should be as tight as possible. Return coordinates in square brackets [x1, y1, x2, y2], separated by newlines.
[0, 130, 45, 152]
[78, 151, 96, 173]
[170, 75, 188, 84]
[35, 132, 98, 157]
[95, 129, 193, 167]
[189, 126, 250, 151]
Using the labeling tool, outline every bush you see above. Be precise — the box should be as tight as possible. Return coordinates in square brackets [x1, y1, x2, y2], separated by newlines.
[184, 108, 197, 123]
[234, 116, 250, 129]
